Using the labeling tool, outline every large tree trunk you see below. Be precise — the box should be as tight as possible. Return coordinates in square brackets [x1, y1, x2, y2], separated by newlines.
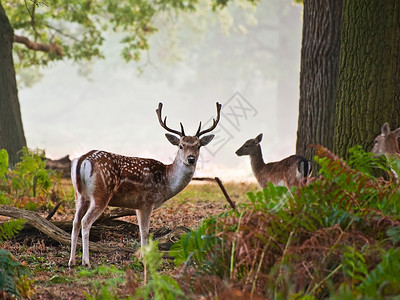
[296, 0, 342, 161]
[333, 0, 400, 158]
[0, 3, 26, 166]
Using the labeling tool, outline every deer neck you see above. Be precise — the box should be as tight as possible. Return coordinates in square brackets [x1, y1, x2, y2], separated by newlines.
[166, 156, 196, 197]
[250, 145, 265, 177]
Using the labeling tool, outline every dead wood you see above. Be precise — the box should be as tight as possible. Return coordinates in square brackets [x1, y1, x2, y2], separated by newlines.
[0, 205, 136, 253]
[193, 177, 237, 210]
[214, 177, 237, 210]
[156, 226, 191, 251]
[97, 207, 136, 222]
[46, 201, 63, 220]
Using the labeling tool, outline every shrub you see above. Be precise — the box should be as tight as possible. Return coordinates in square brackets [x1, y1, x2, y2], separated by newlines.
[172, 145, 400, 299]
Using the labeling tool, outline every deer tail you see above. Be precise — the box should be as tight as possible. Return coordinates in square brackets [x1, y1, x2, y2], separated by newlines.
[298, 158, 312, 178]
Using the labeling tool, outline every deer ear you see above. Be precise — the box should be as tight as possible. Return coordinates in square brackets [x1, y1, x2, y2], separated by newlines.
[165, 134, 180, 146]
[200, 134, 215, 146]
[381, 123, 390, 136]
[394, 127, 400, 139]
[255, 133, 263, 143]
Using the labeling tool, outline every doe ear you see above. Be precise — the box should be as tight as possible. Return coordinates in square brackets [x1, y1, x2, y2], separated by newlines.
[200, 134, 215, 146]
[381, 122, 390, 136]
[165, 133, 180, 146]
[394, 127, 400, 139]
[255, 133, 263, 144]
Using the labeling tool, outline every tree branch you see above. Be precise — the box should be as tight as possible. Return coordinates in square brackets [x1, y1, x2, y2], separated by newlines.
[13, 34, 63, 56]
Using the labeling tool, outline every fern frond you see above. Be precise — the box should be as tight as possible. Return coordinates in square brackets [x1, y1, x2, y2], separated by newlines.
[0, 219, 26, 242]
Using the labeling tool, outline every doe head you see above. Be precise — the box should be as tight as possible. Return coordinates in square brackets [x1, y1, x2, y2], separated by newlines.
[156, 102, 222, 166]
[236, 133, 263, 156]
[371, 122, 400, 156]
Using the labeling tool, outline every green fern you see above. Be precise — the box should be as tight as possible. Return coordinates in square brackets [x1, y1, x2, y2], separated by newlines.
[137, 238, 184, 300]
[357, 247, 400, 297]
[0, 249, 30, 299]
[342, 246, 368, 283]
[0, 219, 26, 242]
[169, 216, 218, 267]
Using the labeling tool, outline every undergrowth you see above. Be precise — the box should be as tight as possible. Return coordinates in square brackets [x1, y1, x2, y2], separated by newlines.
[0, 147, 66, 211]
[0, 147, 66, 299]
[3, 145, 400, 299]
[169, 145, 400, 299]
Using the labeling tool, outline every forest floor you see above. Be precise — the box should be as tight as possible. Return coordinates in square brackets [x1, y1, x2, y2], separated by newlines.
[1, 180, 258, 299]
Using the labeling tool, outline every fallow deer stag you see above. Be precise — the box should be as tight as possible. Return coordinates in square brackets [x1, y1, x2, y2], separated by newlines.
[236, 133, 312, 188]
[371, 122, 400, 156]
[69, 102, 222, 267]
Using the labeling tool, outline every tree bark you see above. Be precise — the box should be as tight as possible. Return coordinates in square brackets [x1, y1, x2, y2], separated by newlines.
[333, 0, 400, 158]
[296, 0, 342, 161]
[0, 3, 27, 166]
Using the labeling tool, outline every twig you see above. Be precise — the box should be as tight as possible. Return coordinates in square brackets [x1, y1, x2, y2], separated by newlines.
[214, 177, 237, 210]
[46, 201, 63, 220]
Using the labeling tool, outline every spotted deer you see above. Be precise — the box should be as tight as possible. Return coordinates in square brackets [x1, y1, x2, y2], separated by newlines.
[235, 133, 312, 188]
[69, 102, 221, 267]
[371, 122, 400, 156]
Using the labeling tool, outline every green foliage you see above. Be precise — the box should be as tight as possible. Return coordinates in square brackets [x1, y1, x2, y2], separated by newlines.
[82, 264, 127, 300]
[0, 249, 31, 299]
[169, 216, 218, 267]
[3, 0, 255, 71]
[0, 147, 62, 210]
[0, 149, 9, 182]
[0, 219, 26, 242]
[11, 147, 51, 197]
[136, 238, 184, 300]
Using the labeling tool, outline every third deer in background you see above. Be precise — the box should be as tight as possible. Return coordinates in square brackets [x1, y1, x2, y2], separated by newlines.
[235, 133, 312, 188]
[371, 122, 400, 156]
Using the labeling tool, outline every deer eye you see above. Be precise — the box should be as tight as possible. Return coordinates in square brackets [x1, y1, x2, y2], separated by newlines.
[179, 145, 183, 149]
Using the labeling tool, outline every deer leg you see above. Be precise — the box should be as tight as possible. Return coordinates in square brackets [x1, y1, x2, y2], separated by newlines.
[80, 199, 107, 267]
[68, 193, 89, 267]
[136, 205, 154, 247]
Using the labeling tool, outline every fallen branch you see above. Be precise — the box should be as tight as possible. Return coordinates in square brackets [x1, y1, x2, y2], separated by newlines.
[0, 205, 135, 253]
[97, 207, 136, 222]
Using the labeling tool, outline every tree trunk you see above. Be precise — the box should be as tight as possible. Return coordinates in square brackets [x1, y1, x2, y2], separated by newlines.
[333, 0, 400, 159]
[0, 3, 27, 166]
[296, 0, 342, 162]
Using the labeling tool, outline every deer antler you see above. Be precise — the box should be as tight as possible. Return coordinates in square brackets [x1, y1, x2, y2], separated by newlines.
[156, 103, 185, 137]
[196, 102, 222, 137]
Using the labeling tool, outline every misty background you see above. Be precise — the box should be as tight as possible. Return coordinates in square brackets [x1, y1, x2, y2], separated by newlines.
[17, 0, 303, 182]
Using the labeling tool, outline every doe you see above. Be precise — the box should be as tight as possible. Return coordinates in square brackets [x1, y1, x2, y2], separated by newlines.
[69, 102, 221, 267]
[371, 122, 400, 156]
[235, 133, 312, 188]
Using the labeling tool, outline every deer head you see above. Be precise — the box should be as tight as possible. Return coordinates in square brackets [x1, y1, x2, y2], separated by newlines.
[235, 133, 263, 156]
[156, 102, 222, 166]
[372, 122, 400, 156]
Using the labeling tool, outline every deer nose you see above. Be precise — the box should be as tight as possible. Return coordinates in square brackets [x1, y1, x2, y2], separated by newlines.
[187, 156, 196, 165]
